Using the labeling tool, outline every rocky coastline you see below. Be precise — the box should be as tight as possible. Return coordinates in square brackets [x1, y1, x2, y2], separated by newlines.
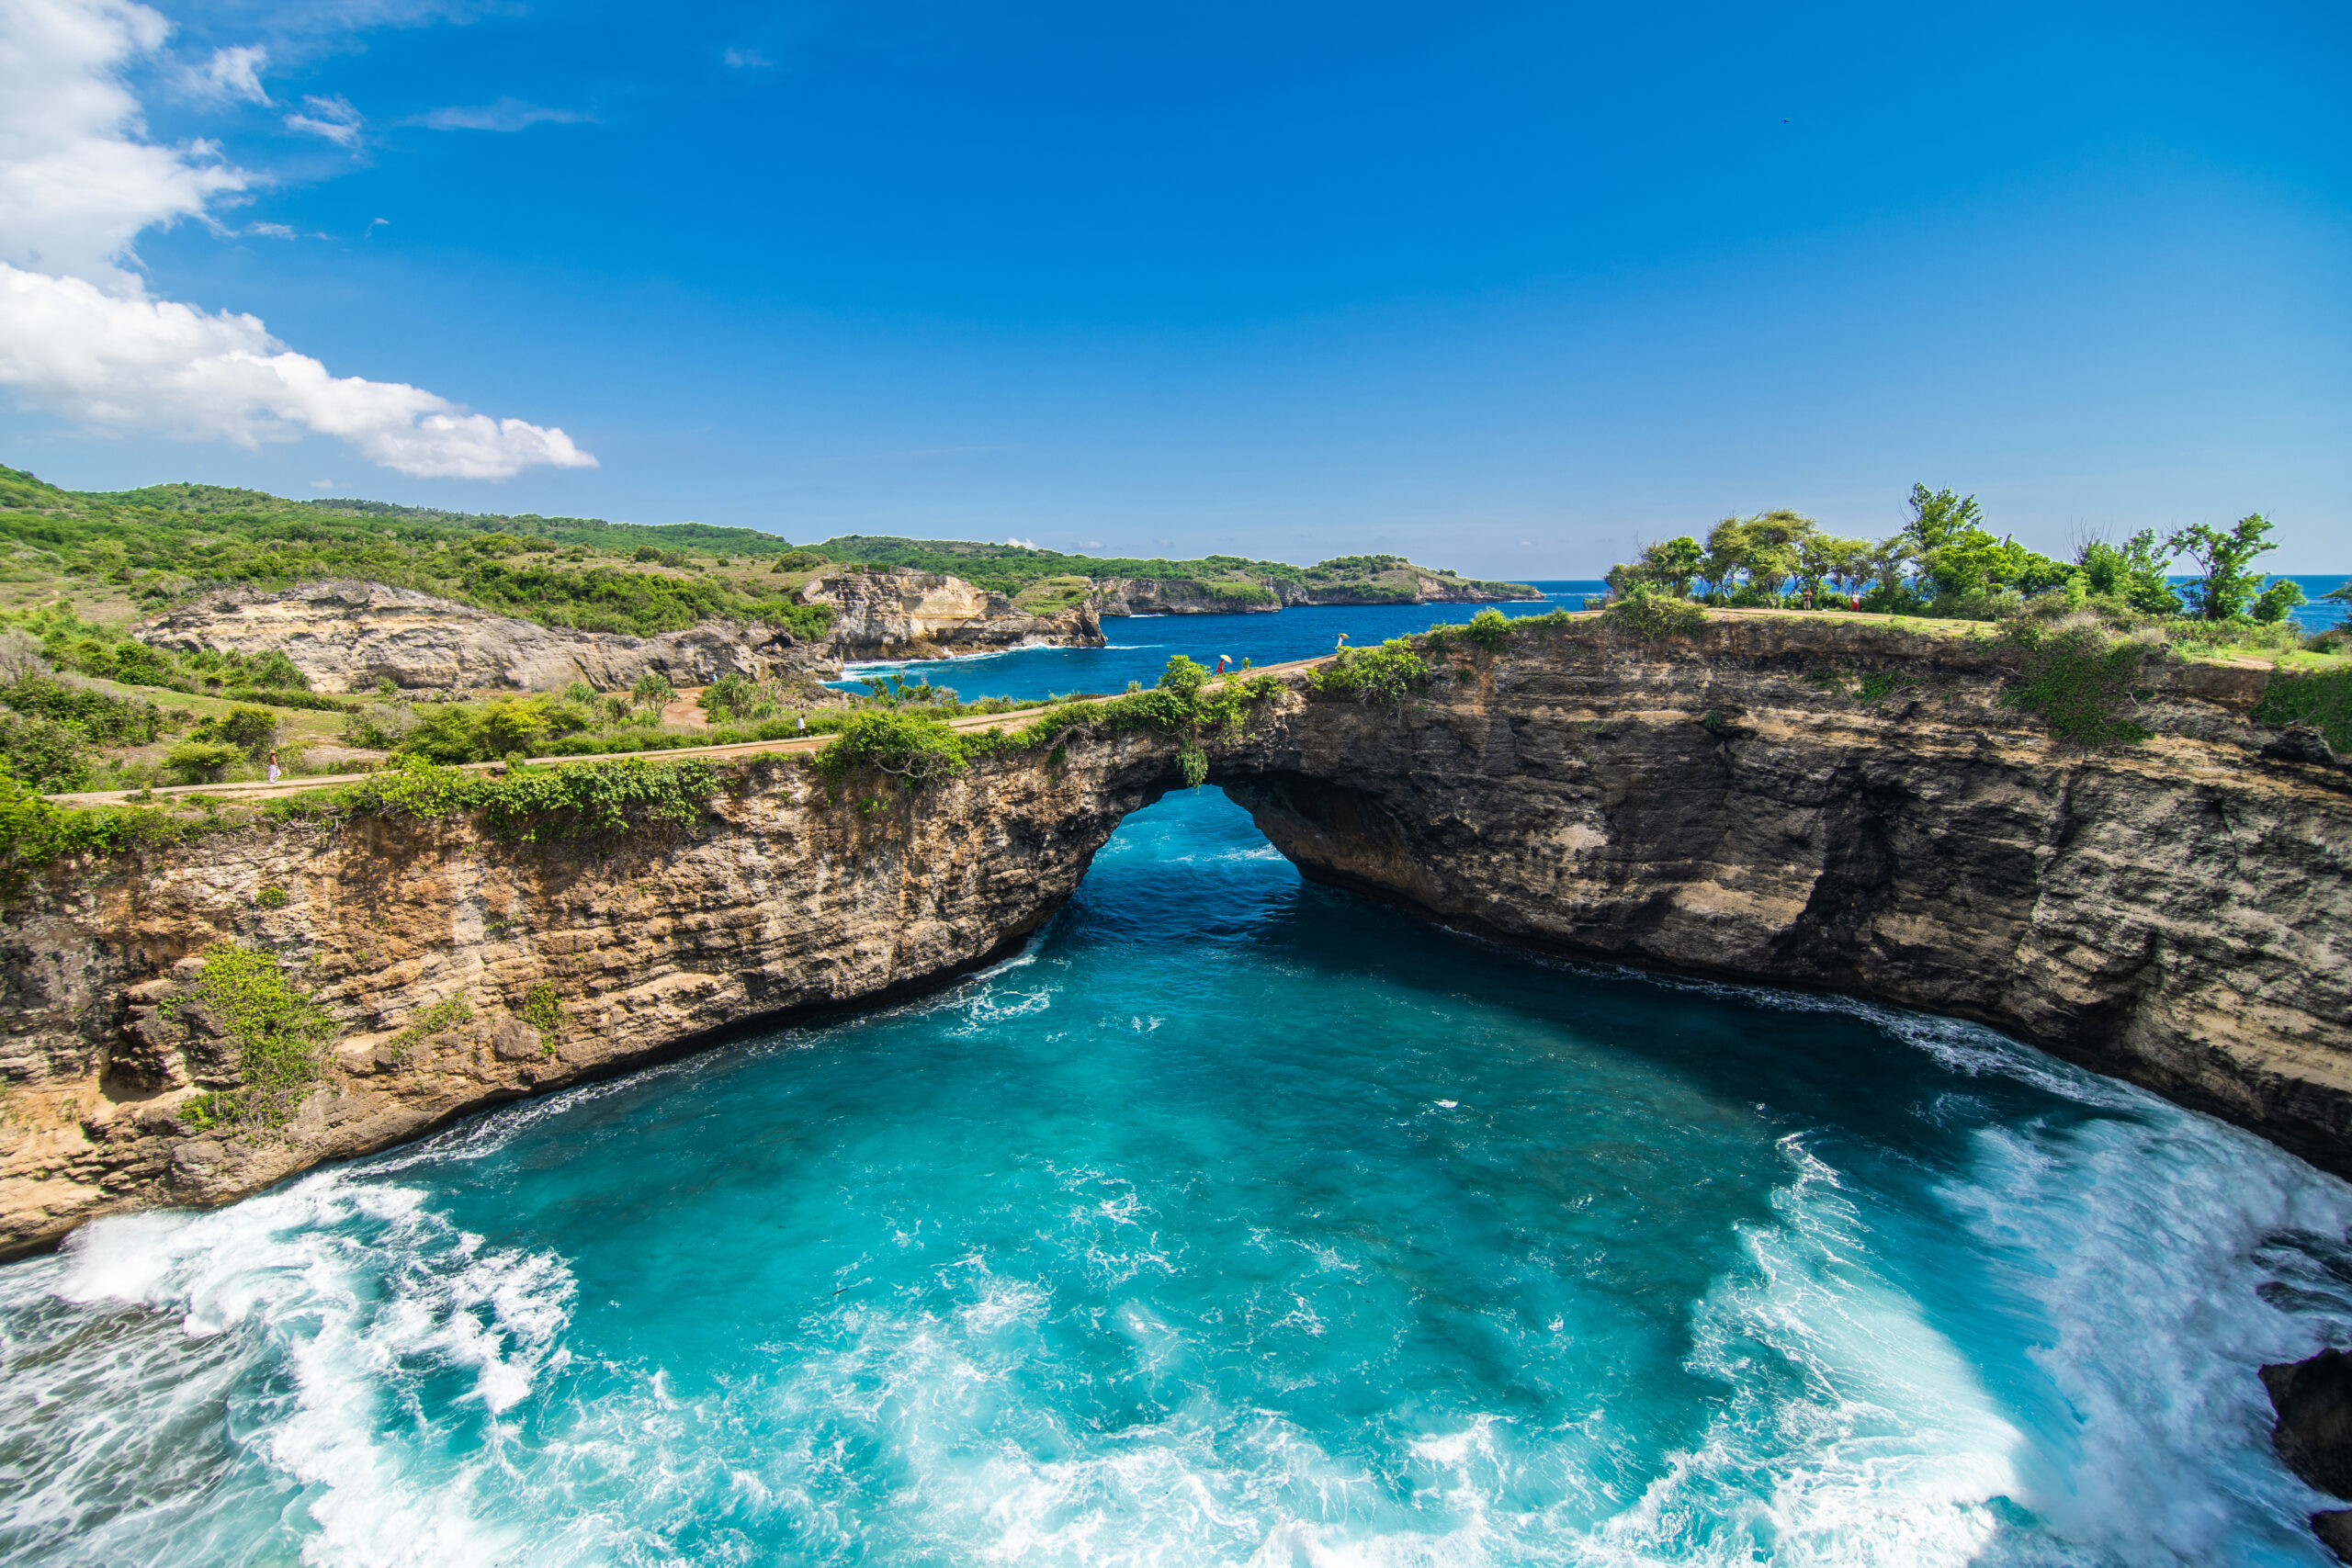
[3, 613, 2346, 1264]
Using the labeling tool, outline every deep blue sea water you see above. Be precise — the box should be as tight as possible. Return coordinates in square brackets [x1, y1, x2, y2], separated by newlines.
[839, 577, 2349, 705]
[5, 788, 2352, 1565]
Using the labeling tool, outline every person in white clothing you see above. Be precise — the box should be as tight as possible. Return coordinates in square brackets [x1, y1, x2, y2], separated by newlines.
[266, 750, 281, 784]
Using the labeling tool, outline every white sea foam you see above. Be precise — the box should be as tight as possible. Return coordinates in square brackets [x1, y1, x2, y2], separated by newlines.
[2, 1171, 575, 1567]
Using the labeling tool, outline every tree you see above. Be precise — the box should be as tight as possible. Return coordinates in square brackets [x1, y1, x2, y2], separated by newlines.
[1704, 511, 1815, 602]
[2166, 514, 2278, 622]
[1642, 536, 1703, 597]
[1904, 485, 1984, 553]
[2252, 578, 2307, 625]
[1602, 536, 1702, 599]
[2076, 531, 2179, 617]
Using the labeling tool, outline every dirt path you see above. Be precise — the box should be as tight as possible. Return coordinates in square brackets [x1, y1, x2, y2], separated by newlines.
[41, 660, 1332, 810]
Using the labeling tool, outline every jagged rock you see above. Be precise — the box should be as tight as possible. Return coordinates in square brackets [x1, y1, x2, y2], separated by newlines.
[2266, 1349, 2352, 1499]
[139, 580, 831, 694]
[2314, 1511, 2352, 1564]
[492, 1017, 543, 1061]
[2265, 724, 2338, 766]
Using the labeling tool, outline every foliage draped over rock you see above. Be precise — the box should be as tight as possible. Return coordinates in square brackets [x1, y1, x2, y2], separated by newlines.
[2254, 669, 2352, 754]
[1998, 617, 2154, 747]
[178, 942, 336, 1134]
[338, 755, 723, 840]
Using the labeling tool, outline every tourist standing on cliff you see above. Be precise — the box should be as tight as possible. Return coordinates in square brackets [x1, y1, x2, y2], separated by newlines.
[1335, 632, 1351, 654]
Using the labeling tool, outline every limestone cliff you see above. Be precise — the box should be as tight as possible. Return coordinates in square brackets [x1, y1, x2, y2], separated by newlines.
[140, 580, 829, 694]
[1227, 615, 2352, 1175]
[798, 569, 1105, 658]
[2, 613, 2346, 1258]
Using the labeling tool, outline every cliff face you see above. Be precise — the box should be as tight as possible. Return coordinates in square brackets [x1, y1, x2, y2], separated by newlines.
[141, 581, 828, 694]
[1226, 616, 2352, 1172]
[798, 570, 1106, 658]
[0, 734, 1179, 1256]
[3, 613, 2346, 1257]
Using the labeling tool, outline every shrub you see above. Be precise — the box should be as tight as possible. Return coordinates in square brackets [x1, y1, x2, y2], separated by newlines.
[0, 713, 92, 792]
[814, 709, 970, 785]
[164, 739, 247, 783]
[521, 982, 562, 1051]
[1604, 588, 1706, 643]
[1999, 616, 2152, 747]
[0, 676, 165, 744]
[381, 994, 472, 1066]
[193, 705, 278, 758]
[1463, 608, 1514, 649]
[1311, 639, 1431, 706]
[2253, 669, 2351, 754]
[175, 942, 336, 1134]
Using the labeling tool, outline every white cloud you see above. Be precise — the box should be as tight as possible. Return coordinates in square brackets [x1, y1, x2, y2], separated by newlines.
[190, 43, 269, 104]
[0, 265, 597, 478]
[722, 47, 769, 67]
[413, 97, 589, 132]
[1004, 536, 1037, 549]
[0, 0, 597, 479]
[283, 93, 362, 146]
[0, 0, 249, 288]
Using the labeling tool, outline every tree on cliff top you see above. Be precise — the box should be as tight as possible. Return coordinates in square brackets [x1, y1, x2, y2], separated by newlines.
[2166, 514, 2278, 622]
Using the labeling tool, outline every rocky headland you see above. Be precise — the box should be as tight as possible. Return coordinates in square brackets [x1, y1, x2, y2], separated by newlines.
[136, 570, 1110, 694]
[797, 568, 1105, 658]
[2, 612, 2346, 1262]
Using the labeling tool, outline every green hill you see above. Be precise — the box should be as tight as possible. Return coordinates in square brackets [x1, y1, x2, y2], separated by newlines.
[0, 464, 1536, 639]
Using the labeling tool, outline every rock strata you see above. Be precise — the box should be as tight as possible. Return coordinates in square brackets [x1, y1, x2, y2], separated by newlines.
[140, 580, 829, 694]
[798, 569, 1105, 658]
[3, 612, 2347, 1260]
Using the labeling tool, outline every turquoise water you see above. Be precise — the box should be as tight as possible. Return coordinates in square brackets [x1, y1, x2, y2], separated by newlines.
[840, 578, 2348, 705]
[831, 584, 1598, 702]
[6, 789, 2352, 1565]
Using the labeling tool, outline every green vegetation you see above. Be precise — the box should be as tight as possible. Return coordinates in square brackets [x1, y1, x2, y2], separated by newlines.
[383, 994, 472, 1066]
[1596, 485, 2331, 667]
[2253, 669, 2352, 754]
[1603, 588, 1706, 643]
[1998, 617, 2153, 747]
[812, 709, 973, 784]
[333, 754, 724, 841]
[521, 983, 563, 1052]
[802, 535, 1532, 605]
[1310, 639, 1434, 705]
[813, 655, 1283, 791]
[175, 942, 336, 1134]
[0, 463, 828, 639]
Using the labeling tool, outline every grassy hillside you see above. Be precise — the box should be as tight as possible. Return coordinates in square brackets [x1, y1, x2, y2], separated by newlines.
[0, 464, 1534, 648]
[0, 465, 831, 639]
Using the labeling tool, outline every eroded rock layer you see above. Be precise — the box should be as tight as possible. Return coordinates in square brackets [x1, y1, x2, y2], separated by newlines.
[2, 615, 2345, 1257]
[140, 580, 829, 694]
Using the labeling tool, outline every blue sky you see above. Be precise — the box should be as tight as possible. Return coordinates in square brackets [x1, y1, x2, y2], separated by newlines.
[1, 0, 2346, 574]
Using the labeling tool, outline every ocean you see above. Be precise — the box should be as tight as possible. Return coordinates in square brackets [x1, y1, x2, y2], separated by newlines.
[2, 787, 2348, 1565]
